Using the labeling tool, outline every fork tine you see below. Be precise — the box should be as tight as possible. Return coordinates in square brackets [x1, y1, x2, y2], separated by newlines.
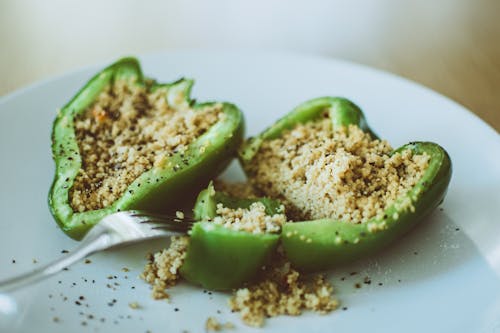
[141, 217, 186, 224]
[129, 210, 195, 232]
[150, 224, 192, 232]
[130, 210, 197, 223]
[143, 220, 193, 232]
[141, 218, 194, 226]
[139, 216, 196, 228]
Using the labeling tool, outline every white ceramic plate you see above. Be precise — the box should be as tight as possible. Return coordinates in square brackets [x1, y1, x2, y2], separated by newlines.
[0, 51, 499, 333]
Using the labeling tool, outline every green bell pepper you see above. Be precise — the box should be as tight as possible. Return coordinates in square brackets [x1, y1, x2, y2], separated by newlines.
[180, 183, 282, 290]
[49, 58, 244, 240]
[239, 97, 452, 272]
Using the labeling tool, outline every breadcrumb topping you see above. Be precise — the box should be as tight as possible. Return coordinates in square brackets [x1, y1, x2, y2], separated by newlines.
[213, 202, 286, 234]
[247, 118, 430, 223]
[140, 236, 189, 300]
[70, 79, 221, 212]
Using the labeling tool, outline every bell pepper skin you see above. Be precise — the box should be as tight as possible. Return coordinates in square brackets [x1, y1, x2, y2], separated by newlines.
[49, 58, 244, 240]
[180, 183, 281, 290]
[239, 97, 452, 272]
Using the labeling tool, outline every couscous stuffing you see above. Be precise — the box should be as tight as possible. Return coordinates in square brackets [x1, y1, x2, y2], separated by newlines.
[247, 118, 430, 223]
[212, 202, 286, 234]
[70, 79, 222, 212]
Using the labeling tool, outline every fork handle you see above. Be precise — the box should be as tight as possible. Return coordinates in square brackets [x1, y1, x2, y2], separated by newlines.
[0, 232, 111, 293]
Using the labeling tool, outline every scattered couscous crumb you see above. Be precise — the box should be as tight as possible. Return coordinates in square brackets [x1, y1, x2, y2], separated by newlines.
[140, 236, 190, 300]
[205, 317, 235, 331]
[229, 257, 339, 327]
[128, 302, 140, 310]
[247, 118, 429, 223]
[176, 211, 185, 219]
[213, 202, 287, 234]
[70, 79, 222, 212]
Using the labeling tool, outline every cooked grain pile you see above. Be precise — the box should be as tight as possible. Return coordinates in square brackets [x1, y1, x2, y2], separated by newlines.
[140, 236, 189, 300]
[247, 117, 429, 223]
[229, 258, 339, 327]
[70, 79, 221, 212]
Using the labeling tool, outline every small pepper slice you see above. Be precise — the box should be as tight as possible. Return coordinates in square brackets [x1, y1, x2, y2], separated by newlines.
[239, 97, 452, 272]
[49, 58, 244, 239]
[179, 183, 282, 290]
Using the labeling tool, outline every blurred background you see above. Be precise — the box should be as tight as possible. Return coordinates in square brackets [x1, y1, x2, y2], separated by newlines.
[1, 0, 499, 131]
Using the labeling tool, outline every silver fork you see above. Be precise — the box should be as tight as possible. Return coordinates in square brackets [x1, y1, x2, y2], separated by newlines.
[0, 211, 195, 293]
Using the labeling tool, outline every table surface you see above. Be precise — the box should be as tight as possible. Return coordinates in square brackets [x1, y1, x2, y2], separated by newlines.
[1, 0, 499, 132]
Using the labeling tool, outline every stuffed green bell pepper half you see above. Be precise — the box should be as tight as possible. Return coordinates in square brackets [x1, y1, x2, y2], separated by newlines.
[179, 182, 285, 290]
[239, 97, 452, 272]
[49, 57, 244, 239]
